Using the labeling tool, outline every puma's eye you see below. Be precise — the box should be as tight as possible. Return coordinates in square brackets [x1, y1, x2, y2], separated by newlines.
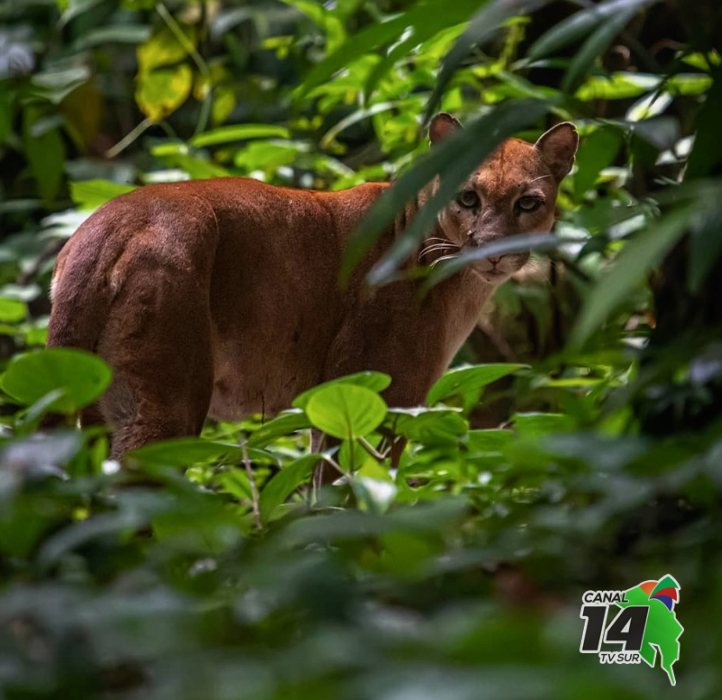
[457, 190, 480, 208]
[516, 196, 543, 213]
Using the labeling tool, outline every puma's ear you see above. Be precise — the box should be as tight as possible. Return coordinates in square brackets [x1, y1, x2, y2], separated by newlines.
[429, 113, 462, 145]
[535, 122, 579, 181]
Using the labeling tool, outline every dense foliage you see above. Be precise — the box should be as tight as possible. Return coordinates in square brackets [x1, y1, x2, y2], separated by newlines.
[1, 0, 722, 698]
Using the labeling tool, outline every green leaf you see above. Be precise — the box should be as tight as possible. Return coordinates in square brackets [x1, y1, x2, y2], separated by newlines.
[259, 454, 318, 522]
[128, 438, 243, 467]
[296, 13, 410, 97]
[569, 206, 693, 348]
[29, 66, 90, 104]
[427, 363, 528, 406]
[573, 126, 623, 199]
[528, 0, 657, 61]
[466, 429, 514, 452]
[136, 65, 193, 123]
[293, 372, 391, 410]
[191, 124, 291, 147]
[426, 0, 551, 121]
[389, 407, 467, 445]
[2, 348, 112, 413]
[0, 298, 28, 323]
[74, 24, 151, 49]
[23, 109, 65, 204]
[247, 409, 311, 447]
[306, 384, 387, 440]
[70, 180, 137, 210]
[513, 412, 576, 436]
[137, 27, 193, 73]
[686, 65, 722, 179]
[342, 98, 551, 285]
[561, 5, 641, 93]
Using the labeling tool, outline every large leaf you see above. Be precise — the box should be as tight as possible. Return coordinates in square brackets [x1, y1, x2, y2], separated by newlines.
[572, 126, 623, 199]
[0, 298, 27, 323]
[306, 384, 387, 440]
[23, 109, 65, 204]
[293, 372, 391, 410]
[137, 27, 193, 73]
[388, 407, 467, 445]
[427, 363, 528, 406]
[247, 409, 311, 448]
[258, 454, 318, 522]
[136, 65, 193, 123]
[341, 98, 550, 285]
[2, 348, 112, 413]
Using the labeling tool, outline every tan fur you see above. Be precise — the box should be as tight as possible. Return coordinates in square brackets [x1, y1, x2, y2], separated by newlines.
[47, 118, 577, 457]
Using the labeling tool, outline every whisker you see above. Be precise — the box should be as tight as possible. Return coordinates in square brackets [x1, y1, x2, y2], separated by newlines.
[418, 242, 460, 261]
[429, 253, 459, 268]
[420, 243, 459, 255]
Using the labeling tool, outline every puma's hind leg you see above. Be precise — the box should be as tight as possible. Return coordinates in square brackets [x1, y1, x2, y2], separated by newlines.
[93, 261, 215, 460]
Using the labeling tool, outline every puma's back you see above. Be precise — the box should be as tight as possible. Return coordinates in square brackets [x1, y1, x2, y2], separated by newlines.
[48, 116, 577, 457]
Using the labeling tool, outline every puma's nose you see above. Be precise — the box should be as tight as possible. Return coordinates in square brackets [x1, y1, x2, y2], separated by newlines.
[488, 256, 503, 266]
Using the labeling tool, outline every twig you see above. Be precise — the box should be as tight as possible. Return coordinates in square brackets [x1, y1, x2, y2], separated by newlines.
[358, 436, 389, 461]
[241, 441, 262, 530]
[106, 118, 153, 159]
[156, 1, 213, 136]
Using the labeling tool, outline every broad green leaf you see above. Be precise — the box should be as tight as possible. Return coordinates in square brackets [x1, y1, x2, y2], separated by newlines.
[570, 206, 693, 348]
[23, 109, 65, 204]
[128, 438, 243, 467]
[513, 412, 576, 436]
[466, 429, 514, 452]
[293, 372, 391, 410]
[191, 124, 291, 147]
[259, 454, 318, 522]
[136, 65, 193, 123]
[427, 363, 528, 406]
[29, 66, 90, 104]
[70, 180, 136, 210]
[137, 27, 194, 73]
[0, 298, 27, 323]
[2, 348, 112, 413]
[342, 98, 550, 285]
[306, 384, 387, 440]
[248, 409, 311, 447]
[573, 126, 623, 199]
[388, 407, 467, 445]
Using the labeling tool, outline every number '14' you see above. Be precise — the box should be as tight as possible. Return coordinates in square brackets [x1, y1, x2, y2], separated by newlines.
[579, 605, 649, 653]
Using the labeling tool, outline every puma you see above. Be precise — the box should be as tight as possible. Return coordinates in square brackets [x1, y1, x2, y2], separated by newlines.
[47, 115, 577, 457]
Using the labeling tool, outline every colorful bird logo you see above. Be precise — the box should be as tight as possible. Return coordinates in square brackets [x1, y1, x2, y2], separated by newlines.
[640, 575, 680, 612]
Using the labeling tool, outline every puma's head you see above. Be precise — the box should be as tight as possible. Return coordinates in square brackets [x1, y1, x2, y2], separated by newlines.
[429, 113, 578, 283]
